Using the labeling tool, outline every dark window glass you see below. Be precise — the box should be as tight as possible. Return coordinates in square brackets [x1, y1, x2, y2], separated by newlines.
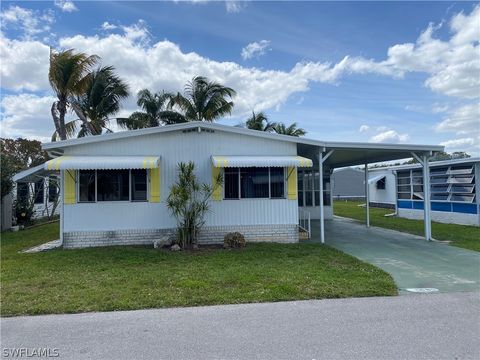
[224, 168, 240, 199]
[376, 178, 386, 190]
[79, 170, 96, 202]
[398, 193, 410, 199]
[240, 167, 269, 198]
[48, 178, 58, 202]
[270, 167, 284, 198]
[131, 170, 147, 201]
[314, 191, 320, 206]
[34, 180, 44, 204]
[305, 191, 313, 206]
[97, 170, 129, 201]
[297, 171, 303, 191]
[298, 191, 304, 207]
[323, 191, 331, 206]
[17, 183, 29, 203]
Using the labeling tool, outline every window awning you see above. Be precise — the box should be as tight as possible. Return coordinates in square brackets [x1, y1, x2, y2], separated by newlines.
[368, 175, 386, 184]
[211, 155, 313, 168]
[44, 156, 160, 170]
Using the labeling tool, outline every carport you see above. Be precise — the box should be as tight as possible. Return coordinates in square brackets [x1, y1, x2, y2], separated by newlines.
[296, 141, 443, 243]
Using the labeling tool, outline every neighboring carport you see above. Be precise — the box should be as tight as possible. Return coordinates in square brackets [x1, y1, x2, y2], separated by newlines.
[309, 217, 480, 293]
[297, 141, 444, 243]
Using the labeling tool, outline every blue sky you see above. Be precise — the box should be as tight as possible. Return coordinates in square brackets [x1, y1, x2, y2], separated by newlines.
[1, 1, 479, 155]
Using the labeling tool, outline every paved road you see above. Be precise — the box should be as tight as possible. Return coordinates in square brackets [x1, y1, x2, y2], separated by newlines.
[2, 292, 479, 360]
[310, 218, 480, 293]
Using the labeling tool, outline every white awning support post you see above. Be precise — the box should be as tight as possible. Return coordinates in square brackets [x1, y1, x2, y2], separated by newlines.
[412, 152, 432, 241]
[365, 163, 370, 228]
[318, 149, 334, 244]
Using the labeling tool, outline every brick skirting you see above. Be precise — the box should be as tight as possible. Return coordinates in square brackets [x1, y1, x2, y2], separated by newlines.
[63, 224, 299, 249]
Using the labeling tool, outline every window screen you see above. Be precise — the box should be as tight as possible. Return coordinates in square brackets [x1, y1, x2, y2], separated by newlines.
[48, 178, 58, 202]
[97, 170, 129, 201]
[224, 168, 240, 199]
[34, 180, 44, 204]
[79, 170, 96, 202]
[131, 170, 147, 201]
[270, 167, 285, 198]
[241, 167, 269, 198]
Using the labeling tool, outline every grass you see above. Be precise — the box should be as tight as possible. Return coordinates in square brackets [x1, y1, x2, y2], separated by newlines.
[334, 200, 480, 252]
[1, 222, 397, 317]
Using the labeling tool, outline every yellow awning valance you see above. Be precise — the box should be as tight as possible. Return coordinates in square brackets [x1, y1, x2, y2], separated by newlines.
[211, 155, 313, 168]
[44, 156, 160, 170]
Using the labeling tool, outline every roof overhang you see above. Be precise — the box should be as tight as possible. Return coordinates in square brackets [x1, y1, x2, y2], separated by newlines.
[368, 175, 386, 184]
[44, 156, 160, 170]
[211, 155, 313, 168]
[13, 163, 58, 183]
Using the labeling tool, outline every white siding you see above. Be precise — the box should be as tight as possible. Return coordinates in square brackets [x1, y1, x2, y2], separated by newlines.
[63, 129, 299, 232]
[368, 169, 396, 205]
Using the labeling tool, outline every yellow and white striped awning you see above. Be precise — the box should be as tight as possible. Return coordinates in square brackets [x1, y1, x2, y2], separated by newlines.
[211, 155, 313, 168]
[44, 156, 160, 170]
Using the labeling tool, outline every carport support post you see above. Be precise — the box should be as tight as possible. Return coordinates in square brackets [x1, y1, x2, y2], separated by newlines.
[318, 149, 334, 244]
[365, 163, 370, 228]
[412, 152, 432, 241]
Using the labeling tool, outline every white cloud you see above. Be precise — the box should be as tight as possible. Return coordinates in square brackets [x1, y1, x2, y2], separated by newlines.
[121, 19, 150, 44]
[0, 5, 54, 39]
[440, 136, 480, 156]
[241, 40, 271, 60]
[0, 34, 50, 91]
[101, 21, 118, 31]
[369, 130, 410, 143]
[359, 125, 370, 132]
[54, 1, 78, 13]
[435, 103, 480, 135]
[0, 94, 62, 142]
[226, 1, 245, 13]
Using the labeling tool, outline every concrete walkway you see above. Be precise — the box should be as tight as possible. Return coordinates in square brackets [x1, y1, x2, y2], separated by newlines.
[309, 217, 480, 293]
[1, 292, 478, 360]
[21, 239, 61, 253]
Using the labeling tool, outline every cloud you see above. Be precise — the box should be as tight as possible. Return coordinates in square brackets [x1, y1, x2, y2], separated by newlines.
[241, 40, 271, 60]
[101, 21, 118, 31]
[0, 5, 54, 40]
[440, 136, 479, 155]
[0, 94, 64, 142]
[369, 130, 410, 143]
[359, 125, 370, 132]
[0, 34, 50, 91]
[435, 103, 479, 135]
[54, 1, 78, 13]
[226, 1, 246, 13]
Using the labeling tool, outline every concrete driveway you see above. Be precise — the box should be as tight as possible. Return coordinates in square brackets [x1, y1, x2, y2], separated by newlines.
[1, 292, 479, 360]
[310, 217, 480, 293]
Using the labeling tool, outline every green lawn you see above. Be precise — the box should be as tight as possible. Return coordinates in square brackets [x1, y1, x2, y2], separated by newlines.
[334, 200, 480, 252]
[1, 222, 397, 316]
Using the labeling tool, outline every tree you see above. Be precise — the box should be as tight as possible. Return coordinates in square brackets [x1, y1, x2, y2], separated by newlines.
[0, 138, 49, 171]
[49, 49, 99, 140]
[56, 66, 130, 138]
[245, 111, 276, 132]
[171, 76, 236, 122]
[166, 162, 222, 248]
[1, 153, 16, 199]
[273, 122, 306, 137]
[118, 89, 186, 130]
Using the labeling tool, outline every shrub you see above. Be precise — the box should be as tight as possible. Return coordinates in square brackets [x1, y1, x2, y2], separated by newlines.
[15, 201, 34, 226]
[224, 232, 246, 248]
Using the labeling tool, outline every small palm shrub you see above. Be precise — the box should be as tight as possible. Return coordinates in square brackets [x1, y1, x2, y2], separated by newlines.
[167, 162, 222, 248]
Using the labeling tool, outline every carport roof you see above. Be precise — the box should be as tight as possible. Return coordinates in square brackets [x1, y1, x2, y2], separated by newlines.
[42, 122, 443, 168]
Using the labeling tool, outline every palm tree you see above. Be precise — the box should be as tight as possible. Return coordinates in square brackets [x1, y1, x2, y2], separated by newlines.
[273, 122, 306, 137]
[171, 76, 236, 122]
[74, 66, 130, 136]
[49, 49, 99, 140]
[118, 89, 186, 130]
[245, 111, 276, 132]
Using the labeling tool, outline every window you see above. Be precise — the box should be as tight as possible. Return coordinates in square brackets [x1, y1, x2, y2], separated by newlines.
[270, 168, 285, 198]
[79, 170, 96, 202]
[17, 183, 29, 203]
[34, 180, 44, 204]
[48, 178, 58, 202]
[297, 169, 331, 207]
[376, 177, 386, 190]
[224, 167, 284, 199]
[79, 169, 148, 202]
[131, 170, 147, 201]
